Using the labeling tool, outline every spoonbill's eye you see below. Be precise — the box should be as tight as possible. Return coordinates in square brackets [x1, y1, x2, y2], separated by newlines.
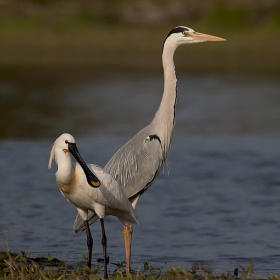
[65, 140, 68, 144]
[182, 30, 189, 36]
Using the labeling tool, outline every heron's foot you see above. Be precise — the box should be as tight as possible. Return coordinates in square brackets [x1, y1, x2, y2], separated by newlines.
[96, 255, 110, 264]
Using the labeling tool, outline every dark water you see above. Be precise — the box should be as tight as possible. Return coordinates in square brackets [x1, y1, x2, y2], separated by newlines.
[0, 73, 280, 277]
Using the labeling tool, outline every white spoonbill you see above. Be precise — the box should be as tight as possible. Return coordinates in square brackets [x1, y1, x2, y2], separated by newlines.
[48, 133, 139, 278]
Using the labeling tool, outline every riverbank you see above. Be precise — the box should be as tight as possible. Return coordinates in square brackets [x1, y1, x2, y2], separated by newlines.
[0, 23, 280, 75]
[0, 251, 275, 279]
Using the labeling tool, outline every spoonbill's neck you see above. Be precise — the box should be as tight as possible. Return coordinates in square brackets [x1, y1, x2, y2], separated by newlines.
[56, 151, 74, 185]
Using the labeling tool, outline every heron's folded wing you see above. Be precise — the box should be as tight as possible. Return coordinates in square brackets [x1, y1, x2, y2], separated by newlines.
[104, 129, 164, 200]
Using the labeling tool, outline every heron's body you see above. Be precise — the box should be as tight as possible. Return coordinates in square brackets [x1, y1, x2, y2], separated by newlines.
[49, 133, 139, 278]
[74, 26, 226, 272]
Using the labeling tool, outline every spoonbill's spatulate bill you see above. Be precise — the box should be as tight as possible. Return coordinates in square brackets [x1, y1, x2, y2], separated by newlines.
[73, 26, 226, 272]
[48, 133, 139, 278]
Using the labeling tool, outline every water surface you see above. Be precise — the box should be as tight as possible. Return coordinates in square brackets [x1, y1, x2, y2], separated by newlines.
[0, 73, 280, 277]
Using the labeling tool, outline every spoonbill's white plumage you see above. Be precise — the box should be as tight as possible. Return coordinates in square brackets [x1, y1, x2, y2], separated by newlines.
[48, 133, 139, 278]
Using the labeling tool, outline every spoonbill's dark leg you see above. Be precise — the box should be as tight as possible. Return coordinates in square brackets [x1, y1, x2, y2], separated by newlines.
[84, 220, 93, 270]
[100, 218, 108, 279]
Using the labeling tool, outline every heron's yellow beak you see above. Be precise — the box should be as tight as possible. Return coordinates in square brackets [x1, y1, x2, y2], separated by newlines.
[191, 32, 226, 42]
[63, 149, 68, 153]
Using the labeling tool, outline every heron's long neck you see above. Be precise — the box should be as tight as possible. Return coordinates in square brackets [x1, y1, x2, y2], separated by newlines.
[152, 42, 177, 159]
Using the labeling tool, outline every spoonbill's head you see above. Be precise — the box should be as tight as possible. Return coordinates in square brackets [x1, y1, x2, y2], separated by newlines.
[49, 133, 101, 188]
[164, 26, 226, 48]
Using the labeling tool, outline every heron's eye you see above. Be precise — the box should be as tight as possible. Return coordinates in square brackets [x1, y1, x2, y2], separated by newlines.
[65, 140, 68, 144]
[182, 30, 189, 36]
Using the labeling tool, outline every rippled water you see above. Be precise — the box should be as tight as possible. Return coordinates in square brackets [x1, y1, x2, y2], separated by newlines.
[0, 73, 280, 277]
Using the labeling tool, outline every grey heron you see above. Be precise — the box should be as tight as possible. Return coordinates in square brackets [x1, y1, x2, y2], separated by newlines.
[74, 26, 226, 272]
[48, 133, 139, 278]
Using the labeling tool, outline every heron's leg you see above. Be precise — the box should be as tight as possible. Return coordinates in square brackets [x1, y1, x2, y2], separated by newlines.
[84, 220, 93, 270]
[100, 218, 108, 279]
[123, 225, 133, 273]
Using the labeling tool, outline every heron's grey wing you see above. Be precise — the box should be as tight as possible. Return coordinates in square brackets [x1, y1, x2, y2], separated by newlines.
[105, 129, 164, 200]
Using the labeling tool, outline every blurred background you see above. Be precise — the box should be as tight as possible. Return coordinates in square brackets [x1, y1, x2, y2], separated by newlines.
[0, 0, 280, 139]
[1, 0, 280, 276]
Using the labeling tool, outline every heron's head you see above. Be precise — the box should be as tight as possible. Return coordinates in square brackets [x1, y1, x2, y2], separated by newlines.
[164, 26, 226, 49]
[48, 133, 100, 188]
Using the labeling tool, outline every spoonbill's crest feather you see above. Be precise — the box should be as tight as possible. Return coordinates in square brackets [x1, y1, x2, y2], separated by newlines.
[48, 141, 56, 169]
[48, 133, 76, 170]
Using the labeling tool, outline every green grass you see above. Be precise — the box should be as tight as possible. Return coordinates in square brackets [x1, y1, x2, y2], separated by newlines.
[0, 250, 278, 280]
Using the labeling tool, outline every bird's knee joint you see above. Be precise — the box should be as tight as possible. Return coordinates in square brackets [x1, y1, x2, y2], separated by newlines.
[128, 225, 133, 234]
[124, 225, 133, 234]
